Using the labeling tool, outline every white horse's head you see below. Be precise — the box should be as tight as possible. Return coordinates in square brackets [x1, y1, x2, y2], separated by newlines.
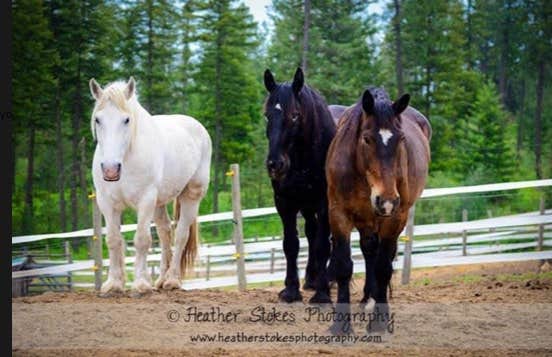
[89, 77, 137, 182]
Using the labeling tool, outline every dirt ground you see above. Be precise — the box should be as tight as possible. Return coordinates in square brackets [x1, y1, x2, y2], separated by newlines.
[12, 260, 552, 356]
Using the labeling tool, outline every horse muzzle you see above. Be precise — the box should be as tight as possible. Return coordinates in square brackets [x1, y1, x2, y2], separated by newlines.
[266, 158, 288, 181]
[101, 162, 121, 182]
[373, 196, 400, 217]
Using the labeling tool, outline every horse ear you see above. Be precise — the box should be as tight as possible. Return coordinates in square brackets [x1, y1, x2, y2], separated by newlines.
[125, 77, 136, 99]
[393, 93, 410, 115]
[292, 67, 304, 96]
[264, 69, 277, 92]
[362, 90, 374, 115]
[89, 78, 103, 100]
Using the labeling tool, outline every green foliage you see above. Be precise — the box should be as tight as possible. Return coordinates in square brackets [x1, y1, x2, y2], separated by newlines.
[11, 0, 552, 239]
[190, 0, 262, 212]
[461, 80, 515, 181]
[116, 0, 180, 114]
[267, 0, 378, 104]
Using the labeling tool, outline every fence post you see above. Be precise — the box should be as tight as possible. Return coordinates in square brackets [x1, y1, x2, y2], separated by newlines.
[206, 254, 211, 281]
[92, 194, 103, 291]
[537, 196, 545, 251]
[462, 209, 468, 256]
[230, 164, 247, 291]
[64, 240, 72, 292]
[487, 210, 495, 233]
[401, 205, 416, 285]
[270, 248, 276, 274]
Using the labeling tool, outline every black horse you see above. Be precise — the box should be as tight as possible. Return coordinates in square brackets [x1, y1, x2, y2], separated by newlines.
[263, 67, 335, 303]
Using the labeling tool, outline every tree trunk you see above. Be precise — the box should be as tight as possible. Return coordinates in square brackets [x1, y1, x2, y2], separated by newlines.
[516, 78, 525, 156]
[535, 59, 544, 179]
[80, 137, 89, 228]
[466, 0, 473, 69]
[55, 84, 67, 231]
[498, 1, 511, 107]
[71, 35, 83, 231]
[146, 0, 154, 111]
[22, 125, 36, 233]
[301, 0, 311, 74]
[212, 34, 223, 214]
[393, 0, 404, 95]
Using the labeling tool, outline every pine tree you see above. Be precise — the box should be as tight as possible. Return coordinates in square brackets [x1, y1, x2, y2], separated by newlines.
[118, 0, 179, 114]
[267, 0, 378, 105]
[192, 0, 260, 213]
[466, 81, 515, 181]
[266, 0, 304, 79]
[47, 0, 118, 231]
[13, 0, 58, 233]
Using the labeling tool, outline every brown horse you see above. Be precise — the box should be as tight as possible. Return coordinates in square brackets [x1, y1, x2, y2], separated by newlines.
[325, 87, 431, 334]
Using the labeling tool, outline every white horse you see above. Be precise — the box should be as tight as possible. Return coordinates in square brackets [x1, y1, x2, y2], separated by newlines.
[89, 77, 211, 294]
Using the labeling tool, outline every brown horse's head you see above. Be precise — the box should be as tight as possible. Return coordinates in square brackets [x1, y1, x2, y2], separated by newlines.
[356, 88, 410, 216]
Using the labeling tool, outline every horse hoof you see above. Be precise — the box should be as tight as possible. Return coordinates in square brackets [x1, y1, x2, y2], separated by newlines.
[366, 303, 391, 333]
[154, 276, 166, 290]
[329, 320, 354, 336]
[278, 288, 302, 303]
[367, 318, 388, 333]
[309, 291, 332, 305]
[132, 278, 153, 294]
[162, 278, 182, 290]
[100, 279, 124, 296]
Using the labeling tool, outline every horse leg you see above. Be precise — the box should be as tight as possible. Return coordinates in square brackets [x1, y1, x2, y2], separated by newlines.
[301, 208, 317, 291]
[277, 203, 302, 303]
[368, 237, 397, 333]
[308, 204, 332, 304]
[153, 205, 173, 289]
[359, 230, 378, 306]
[328, 211, 354, 335]
[131, 192, 156, 294]
[163, 181, 203, 290]
[97, 202, 125, 295]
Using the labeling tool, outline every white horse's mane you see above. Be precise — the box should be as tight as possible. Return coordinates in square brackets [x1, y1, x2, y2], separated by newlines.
[90, 80, 143, 143]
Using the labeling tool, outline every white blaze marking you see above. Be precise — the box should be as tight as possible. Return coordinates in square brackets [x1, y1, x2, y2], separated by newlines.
[379, 129, 393, 146]
[275, 103, 282, 111]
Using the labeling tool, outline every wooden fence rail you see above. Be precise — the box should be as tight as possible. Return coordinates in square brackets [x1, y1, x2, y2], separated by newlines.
[11, 177, 552, 293]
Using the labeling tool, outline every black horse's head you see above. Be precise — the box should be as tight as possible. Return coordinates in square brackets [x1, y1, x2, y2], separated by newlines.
[263, 67, 306, 181]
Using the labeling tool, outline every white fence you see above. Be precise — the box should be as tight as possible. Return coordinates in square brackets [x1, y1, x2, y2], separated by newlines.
[12, 178, 552, 291]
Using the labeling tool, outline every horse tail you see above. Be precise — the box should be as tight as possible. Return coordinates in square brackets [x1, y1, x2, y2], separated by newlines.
[180, 219, 199, 279]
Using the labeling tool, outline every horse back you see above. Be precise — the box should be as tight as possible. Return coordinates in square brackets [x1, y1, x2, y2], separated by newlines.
[403, 106, 432, 141]
[401, 107, 431, 203]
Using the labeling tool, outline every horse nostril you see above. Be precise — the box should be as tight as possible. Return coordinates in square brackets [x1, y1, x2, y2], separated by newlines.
[100, 163, 105, 170]
[116, 163, 122, 172]
[375, 196, 381, 206]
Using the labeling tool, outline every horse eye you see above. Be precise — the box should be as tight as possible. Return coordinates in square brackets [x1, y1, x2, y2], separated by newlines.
[363, 135, 371, 144]
[95, 117, 100, 125]
[124, 117, 130, 124]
